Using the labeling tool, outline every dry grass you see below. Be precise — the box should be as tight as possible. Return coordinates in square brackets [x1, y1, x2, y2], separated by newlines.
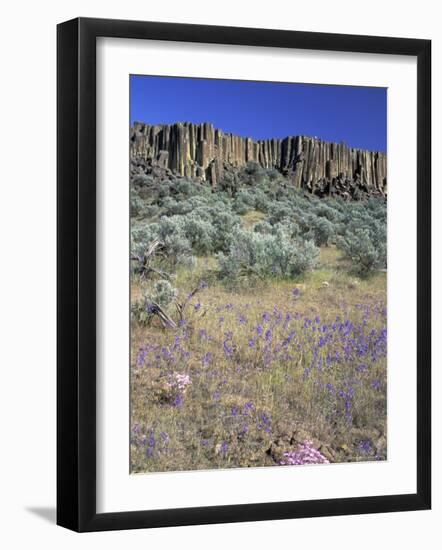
[130, 247, 387, 473]
[240, 209, 267, 229]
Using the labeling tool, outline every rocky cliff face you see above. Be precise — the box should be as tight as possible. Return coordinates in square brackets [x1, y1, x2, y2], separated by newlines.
[130, 122, 387, 198]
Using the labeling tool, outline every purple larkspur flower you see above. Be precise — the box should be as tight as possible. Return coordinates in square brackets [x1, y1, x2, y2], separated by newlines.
[262, 311, 271, 322]
[243, 401, 254, 414]
[172, 393, 184, 408]
[359, 440, 372, 454]
[292, 288, 300, 297]
[259, 412, 272, 433]
[147, 432, 155, 447]
[137, 349, 146, 366]
[256, 324, 263, 336]
[283, 330, 296, 346]
[132, 423, 141, 435]
[223, 340, 233, 357]
[145, 446, 154, 457]
[219, 441, 228, 454]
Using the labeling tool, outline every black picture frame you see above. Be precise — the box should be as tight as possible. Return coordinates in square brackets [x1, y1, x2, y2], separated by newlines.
[57, 17, 431, 532]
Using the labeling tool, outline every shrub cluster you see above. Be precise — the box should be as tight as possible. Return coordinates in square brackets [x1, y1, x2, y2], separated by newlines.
[217, 228, 318, 280]
[131, 279, 178, 325]
[131, 163, 387, 279]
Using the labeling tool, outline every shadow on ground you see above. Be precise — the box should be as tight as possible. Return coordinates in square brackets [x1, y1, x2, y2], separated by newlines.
[26, 507, 56, 524]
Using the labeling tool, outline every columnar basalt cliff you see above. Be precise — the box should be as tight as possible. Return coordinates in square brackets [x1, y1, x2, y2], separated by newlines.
[130, 122, 387, 198]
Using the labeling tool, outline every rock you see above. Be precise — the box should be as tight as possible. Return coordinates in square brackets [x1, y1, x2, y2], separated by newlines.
[130, 121, 387, 198]
[154, 150, 169, 169]
[319, 445, 335, 462]
[375, 436, 387, 454]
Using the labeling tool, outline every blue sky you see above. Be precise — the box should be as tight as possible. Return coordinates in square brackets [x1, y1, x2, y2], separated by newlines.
[130, 75, 387, 152]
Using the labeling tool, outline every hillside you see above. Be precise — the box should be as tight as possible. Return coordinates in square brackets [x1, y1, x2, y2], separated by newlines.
[131, 121, 387, 200]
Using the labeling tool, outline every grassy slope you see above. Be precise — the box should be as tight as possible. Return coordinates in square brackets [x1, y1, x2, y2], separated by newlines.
[130, 246, 387, 473]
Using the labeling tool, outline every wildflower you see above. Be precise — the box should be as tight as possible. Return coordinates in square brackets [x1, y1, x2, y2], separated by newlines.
[171, 393, 184, 408]
[223, 340, 233, 357]
[136, 349, 146, 366]
[168, 372, 191, 392]
[279, 440, 330, 466]
[145, 430, 156, 457]
[292, 288, 300, 297]
[359, 440, 372, 454]
[132, 423, 141, 436]
[243, 401, 254, 414]
[219, 441, 229, 455]
[259, 412, 272, 433]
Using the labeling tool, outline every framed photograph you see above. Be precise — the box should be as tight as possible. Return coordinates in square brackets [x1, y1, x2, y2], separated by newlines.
[57, 17, 431, 532]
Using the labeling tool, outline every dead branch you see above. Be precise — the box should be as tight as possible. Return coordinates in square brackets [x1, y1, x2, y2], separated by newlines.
[174, 284, 203, 322]
[131, 240, 171, 280]
[150, 301, 177, 329]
